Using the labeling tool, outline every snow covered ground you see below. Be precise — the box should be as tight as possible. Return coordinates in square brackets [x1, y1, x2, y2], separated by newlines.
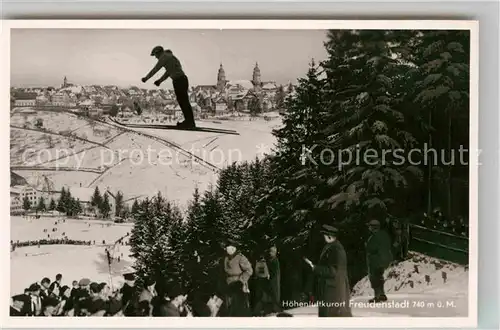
[10, 217, 133, 295]
[11, 112, 281, 205]
[283, 252, 468, 317]
[10, 216, 132, 242]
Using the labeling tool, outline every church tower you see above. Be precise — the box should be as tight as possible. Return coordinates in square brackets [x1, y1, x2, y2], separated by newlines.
[62, 76, 68, 88]
[217, 63, 226, 91]
[252, 62, 262, 90]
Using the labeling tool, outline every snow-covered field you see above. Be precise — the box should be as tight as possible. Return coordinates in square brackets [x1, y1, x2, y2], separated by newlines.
[11, 111, 281, 205]
[10, 128, 90, 166]
[10, 217, 133, 295]
[11, 111, 121, 144]
[11, 216, 132, 242]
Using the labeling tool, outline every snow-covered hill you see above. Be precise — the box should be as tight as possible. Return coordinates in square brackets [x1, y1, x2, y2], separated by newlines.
[10, 111, 281, 205]
[352, 252, 468, 297]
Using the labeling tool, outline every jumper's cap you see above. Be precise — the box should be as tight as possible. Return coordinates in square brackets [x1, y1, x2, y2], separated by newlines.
[150, 46, 164, 56]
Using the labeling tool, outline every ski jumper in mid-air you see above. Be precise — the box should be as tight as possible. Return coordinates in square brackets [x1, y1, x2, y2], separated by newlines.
[141, 46, 196, 128]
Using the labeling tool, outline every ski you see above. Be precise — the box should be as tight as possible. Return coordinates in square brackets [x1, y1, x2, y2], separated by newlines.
[109, 118, 240, 135]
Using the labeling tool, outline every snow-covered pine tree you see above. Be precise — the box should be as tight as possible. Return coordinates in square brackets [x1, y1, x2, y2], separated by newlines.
[131, 199, 140, 216]
[412, 30, 470, 219]
[264, 58, 326, 250]
[36, 196, 46, 213]
[49, 198, 56, 211]
[190, 188, 229, 294]
[163, 206, 187, 288]
[317, 30, 421, 221]
[91, 186, 102, 209]
[129, 197, 155, 287]
[100, 193, 111, 218]
[23, 196, 31, 213]
[65, 189, 73, 216]
[57, 187, 67, 213]
[183, 188, 205, 293]
[115, 191, 124, 217]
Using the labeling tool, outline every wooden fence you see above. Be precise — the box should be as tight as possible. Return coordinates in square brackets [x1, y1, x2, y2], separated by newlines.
[409, 224, 469, 265]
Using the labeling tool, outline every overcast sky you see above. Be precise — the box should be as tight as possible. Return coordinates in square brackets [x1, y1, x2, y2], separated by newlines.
[11, 29, 329, 89]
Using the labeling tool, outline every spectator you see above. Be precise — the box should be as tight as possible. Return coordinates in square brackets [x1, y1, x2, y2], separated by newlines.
[40, 277, 51, 301]
[41, 297, 59, 316]
[221, 241, 253, 316]
[139, 278, 157, 304]
[252, 254, 270, 316]
[27, 283, 42, 316]
[268, 246, 281, 313]
[151, 285, 187, 317]
[120, 272, 139, 316]
[10, 294, 28, 316]
[365, 220, 393, 303]
[49, 274, 63, 297]
[306, 224, 352, 317]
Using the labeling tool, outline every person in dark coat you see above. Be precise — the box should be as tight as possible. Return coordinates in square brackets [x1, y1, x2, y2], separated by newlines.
[70, 280, 79, 300]
[268, 246, 282, 313]
[41, 296, 59, 316]
[55, 285, 73, 316]
[225, 281, 251, 317]
[26, 283, 43, 316]
[87, 282, 108, 316]
[49, 274, 63, 296]
[305, 224, 352, 317]
[151, 285, 187, 317]
[252, 254, 270, 316]
[365, 219, 393, 303]
[40, 277, 51, 302]
[120, 272, 139, 316]
[10, 294, 27, 316]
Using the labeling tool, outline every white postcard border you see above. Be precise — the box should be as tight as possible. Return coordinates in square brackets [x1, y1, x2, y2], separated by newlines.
[0, 19, 479, 328]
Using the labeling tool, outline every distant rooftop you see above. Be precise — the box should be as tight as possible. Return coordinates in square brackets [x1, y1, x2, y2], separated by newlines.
[14, 92, 37, 100]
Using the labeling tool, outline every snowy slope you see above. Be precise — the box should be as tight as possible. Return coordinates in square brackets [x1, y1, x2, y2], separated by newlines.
[10, 217, 133, 295]
[351, 252, 468, 297]
[11, 112, 280, 205]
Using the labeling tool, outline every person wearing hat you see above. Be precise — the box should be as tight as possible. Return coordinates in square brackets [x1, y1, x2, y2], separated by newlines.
[141, 46, 196, 129]
[220, 240, 253, 316]
[40, 277, 51, 302]
[41, 296, 59, 316]
[304, 224, 352, 317]
[74, 278, 91, 302]
[151, 284, 187, 317]
[10, 294, 28, 316]
[26, 283, 42, 316]
[120, 272, 139, 316]
[139, 277, 158, 305]
[365, 219, 393, 303]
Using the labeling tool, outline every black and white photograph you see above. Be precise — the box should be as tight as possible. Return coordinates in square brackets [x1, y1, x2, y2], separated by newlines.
[4, 20, 478, 327]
